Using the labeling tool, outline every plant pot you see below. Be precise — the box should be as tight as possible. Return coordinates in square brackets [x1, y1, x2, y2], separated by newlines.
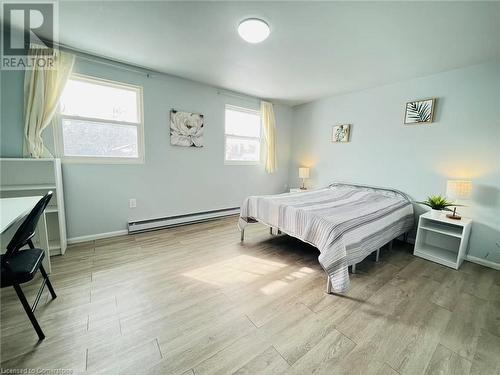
[430, 209, 442, 218]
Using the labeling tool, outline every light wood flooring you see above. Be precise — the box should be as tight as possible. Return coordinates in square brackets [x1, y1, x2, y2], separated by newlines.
[1, 216, 499, 374]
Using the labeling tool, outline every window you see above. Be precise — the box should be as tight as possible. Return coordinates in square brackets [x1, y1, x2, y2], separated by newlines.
[224, 105, 261, 164]
[58, 74, 144, 163]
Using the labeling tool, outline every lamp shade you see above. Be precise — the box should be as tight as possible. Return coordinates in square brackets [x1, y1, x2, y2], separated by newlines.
[446, 180, 472, 200]
[299, 167, 310, 179]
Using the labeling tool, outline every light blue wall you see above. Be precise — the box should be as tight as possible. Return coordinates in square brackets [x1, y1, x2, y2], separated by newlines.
[0, 58, 293, 238]
[290, 61, 500, 263]
[2, 57, 499, 264]
[0, 69, 24, 157]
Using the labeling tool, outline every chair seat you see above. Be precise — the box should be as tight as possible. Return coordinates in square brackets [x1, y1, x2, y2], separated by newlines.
[1, 249, 45, 287]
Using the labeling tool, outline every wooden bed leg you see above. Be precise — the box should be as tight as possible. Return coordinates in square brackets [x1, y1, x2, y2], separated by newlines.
[240, 228, 245, 242]
[388, 240, 393, 251]
[326, 275, 332, 294]
[351, 264, 356, 274]
[375, 248, 380, 262]
[277, 229, 282, 234]
[270, 227, 273, 235]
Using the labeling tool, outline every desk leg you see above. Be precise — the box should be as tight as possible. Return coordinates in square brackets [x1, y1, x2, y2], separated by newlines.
[37, 212, 51, 274]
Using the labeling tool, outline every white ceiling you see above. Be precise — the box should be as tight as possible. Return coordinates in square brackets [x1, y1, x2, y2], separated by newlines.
[26, 2, 500, 105]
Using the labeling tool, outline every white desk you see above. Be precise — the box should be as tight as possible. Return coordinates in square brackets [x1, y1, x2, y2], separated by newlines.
[0, 196, 51, 272]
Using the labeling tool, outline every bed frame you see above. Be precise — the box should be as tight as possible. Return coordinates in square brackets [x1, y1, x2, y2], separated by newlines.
[240, 221, 397, 293]
[239, 182, 413, 294]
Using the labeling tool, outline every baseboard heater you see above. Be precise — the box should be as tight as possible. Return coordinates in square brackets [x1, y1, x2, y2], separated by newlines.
[128, 207, 240, 234]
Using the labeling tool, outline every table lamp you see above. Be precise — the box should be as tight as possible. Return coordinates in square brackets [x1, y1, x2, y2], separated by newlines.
[299, 167, 310, 190]
[446, 180, 472, 220]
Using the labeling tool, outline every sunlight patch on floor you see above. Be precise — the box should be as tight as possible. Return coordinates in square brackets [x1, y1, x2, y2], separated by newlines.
[259, 267, 317, 295]
[299, 267, 315, 273]
[260, 280, 289, 295]
[181, 255, 288, 287]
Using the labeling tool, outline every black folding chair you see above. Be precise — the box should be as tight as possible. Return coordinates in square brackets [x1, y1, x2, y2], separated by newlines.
[1, 191, 57, 340]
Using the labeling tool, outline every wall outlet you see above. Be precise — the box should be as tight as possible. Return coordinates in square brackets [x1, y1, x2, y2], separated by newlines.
[129, 198, 137, 208]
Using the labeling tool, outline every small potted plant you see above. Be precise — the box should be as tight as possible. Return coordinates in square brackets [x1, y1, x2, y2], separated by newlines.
[417, 195, 457, 218]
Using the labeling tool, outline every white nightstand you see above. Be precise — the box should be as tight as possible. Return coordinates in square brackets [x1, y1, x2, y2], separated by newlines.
[414, 211, 472, 269]
[290, 188, 307, 193]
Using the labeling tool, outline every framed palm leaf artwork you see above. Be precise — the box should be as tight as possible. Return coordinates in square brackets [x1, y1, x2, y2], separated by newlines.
[404, 98, 436, 124]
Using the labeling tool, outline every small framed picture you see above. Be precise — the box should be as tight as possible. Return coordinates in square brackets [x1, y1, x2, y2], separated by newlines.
[404, 98, 436, 124]
[332, 124, 350, 143]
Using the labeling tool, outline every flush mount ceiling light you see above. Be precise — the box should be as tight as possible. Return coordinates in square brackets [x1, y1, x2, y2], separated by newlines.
[238, 18, 270, 44]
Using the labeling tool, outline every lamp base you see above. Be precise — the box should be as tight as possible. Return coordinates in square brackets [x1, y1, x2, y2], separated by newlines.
[446, 213, 462, 220]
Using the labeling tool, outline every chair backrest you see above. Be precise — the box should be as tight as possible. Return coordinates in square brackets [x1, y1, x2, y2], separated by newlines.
[5, 191, 53, 255]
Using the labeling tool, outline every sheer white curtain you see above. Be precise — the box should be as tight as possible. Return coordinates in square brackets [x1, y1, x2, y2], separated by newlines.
[23, 47, 75, 158]
[261, 101, 277, 173]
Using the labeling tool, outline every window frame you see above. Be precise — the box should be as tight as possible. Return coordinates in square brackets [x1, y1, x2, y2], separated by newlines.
[55, 73, 145, 164]
[223, 104, 262, 166]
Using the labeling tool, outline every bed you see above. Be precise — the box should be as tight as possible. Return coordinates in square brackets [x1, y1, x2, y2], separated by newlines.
[239, 183, 415, 293]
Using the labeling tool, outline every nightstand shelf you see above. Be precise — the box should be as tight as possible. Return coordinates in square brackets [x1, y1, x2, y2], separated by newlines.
[289, 188, 308, 193]
[418, 224, 463, 238]
[414, 212, 471, 269]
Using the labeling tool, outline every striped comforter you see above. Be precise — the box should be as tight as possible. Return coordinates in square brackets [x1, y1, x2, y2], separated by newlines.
[239, 184, 414, 293]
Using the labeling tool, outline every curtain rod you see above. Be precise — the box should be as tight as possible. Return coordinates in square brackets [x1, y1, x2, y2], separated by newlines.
[217, 89, 262, 103]
[52, 41, 154, 76]
[47, 39, 269, 104]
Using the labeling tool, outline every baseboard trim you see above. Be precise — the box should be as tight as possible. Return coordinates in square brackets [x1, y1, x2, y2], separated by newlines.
[128, 207, 240, 234]
[67, 207, 241, 244]
[67, 229, 128, 245]
[465, 255, 500, 271]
